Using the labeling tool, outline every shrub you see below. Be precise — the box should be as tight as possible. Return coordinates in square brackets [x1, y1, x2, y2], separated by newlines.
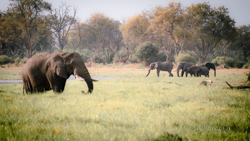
[128, 54, 138, 63]
[234, 61, 245, 68]
[242, 65, 248, 69]
[136, 42, 159, 65]
[21, 58, 28, 64]
[94, 56, 104, 63]
[157, 51, 167, 62]
[15, 57, 21, 66]
[212, 57, 235, 68]
[113, 48, 129, 63]
[0, 55, 13, 65]
[175, 53, 196, 64]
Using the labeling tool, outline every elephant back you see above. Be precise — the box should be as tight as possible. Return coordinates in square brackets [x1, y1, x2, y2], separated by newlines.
[160, 61, 173, 70]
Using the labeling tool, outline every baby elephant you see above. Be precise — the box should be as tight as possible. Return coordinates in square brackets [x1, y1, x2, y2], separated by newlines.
[146, 61, 174, 77]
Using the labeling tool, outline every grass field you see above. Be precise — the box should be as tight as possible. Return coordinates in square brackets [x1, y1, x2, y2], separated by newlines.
[0, 64, 250, 141]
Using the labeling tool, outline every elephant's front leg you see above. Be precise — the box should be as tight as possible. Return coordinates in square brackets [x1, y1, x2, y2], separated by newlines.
[194, 72, 197, 77]
[181, 70, 184, 77]
[52, 76, 67, 93]
[157, 69, 160, 77]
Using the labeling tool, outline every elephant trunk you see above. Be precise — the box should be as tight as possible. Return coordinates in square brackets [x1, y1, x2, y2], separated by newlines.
[85, 79, 94, 93]
[146, 70, 151, 77]
[77, 65, 96, 93]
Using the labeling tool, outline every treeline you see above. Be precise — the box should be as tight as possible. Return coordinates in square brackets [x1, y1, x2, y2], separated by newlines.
[0, 0, 249, 67]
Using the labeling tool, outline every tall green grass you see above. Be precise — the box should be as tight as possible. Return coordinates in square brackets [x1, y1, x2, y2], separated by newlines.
[0, 68, 249, 140]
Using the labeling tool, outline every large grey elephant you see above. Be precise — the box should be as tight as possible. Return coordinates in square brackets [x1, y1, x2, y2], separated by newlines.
[187, 65, 209, 77]
[21, 52, 96, 94]
[176, 62, 194, 77]
[199, 62, 216, 77]
[146, 61, 173, 77]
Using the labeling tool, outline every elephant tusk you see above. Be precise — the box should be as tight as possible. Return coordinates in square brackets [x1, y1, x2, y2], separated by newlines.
[75, 75, 84, 81]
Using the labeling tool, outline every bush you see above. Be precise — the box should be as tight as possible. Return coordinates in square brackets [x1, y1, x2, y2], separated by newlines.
[93, 56, 104, 63]
[113, 48, 129, 63]
[242, 64, 248, 69]
[212, 57, 235, 68]
[136, 42, 159, 65]
[128, 54, 138, 63]
[234, 61, 245, 68]
[175, 53, 196, 64]
[15, 57, 21, 66]
[21, 58, 28, 64]
[157, 51, 167, 62]
[0, 55, 13, 65]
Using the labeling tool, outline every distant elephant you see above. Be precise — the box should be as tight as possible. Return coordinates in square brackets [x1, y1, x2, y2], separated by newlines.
[199, 66, 209, 77]
[21, 52, 96, 94]
[199, 62, 216, 77]
[176, 62, 194, 77]
[187, 65, 209, 77]
[146, 61, 173, 77]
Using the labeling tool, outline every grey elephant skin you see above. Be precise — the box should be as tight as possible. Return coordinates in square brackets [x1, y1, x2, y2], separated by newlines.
[187, 65, 209, 77]
[21, 52, 96, 94]
[199, 62, 216, 77]
[176, 62, 194, 77]
[146, 61, 173, 77]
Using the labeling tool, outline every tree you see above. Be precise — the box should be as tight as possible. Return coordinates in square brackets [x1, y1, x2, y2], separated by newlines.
[230, 25, 250, 62]
[148, 2, 186, 61]
[67, 13, 122, 64]
[136, 42, 159, 65]
[187, 2, 236, 63]
[120, 13, 149, 62]
[0, 0, 52, 58]
[50, 2, 77, 51]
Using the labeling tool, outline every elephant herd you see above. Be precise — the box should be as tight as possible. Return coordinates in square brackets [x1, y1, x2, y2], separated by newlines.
[146, 61, 216, 78]
[21, 51, 216, 94]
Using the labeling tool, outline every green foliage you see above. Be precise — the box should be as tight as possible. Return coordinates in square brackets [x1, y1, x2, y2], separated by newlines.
[157, 51, 167, 62]
[0, 55, 13, 65]
[21, 58, 28, 64]
[175, 53, 196, 64]
[127, 54, 138, 63]
[234, 61, 245, 68]
[0, 0, 52, 58]
[242, 64, 249, 69]
[14, 57, 21, 66]
[212, 57, 235, 67]
[113, 48, 128, 63]
[136, 42, 159, 65]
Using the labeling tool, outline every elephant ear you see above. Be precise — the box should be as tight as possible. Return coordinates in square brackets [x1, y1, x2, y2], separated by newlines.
[48, 55, 68, 79]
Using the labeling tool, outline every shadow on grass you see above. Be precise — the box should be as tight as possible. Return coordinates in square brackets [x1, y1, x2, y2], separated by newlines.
[154, 132, 186, 141]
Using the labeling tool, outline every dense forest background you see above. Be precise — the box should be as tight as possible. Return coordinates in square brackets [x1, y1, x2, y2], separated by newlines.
[0, 0, 249, 68]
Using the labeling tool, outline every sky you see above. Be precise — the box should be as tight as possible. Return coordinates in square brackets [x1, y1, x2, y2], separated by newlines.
[0, 0, 250, 27]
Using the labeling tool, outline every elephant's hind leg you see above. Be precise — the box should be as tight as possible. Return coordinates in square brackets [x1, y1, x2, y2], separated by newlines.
[169, 71, 173, 77]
